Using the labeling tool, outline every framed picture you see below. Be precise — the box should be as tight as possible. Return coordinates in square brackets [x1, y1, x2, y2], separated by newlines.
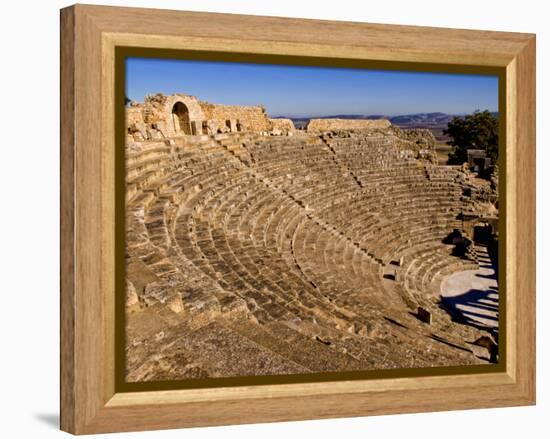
[60, 4, 536, 434]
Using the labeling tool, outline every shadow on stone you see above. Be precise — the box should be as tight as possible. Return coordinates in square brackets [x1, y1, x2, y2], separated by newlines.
[439, 288, 499, 338]
[429, 334, 473, 353]
[383, 316, 408, 329]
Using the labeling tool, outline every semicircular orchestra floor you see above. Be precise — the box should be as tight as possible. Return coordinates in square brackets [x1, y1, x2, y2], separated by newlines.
[440, 245, 499, 335]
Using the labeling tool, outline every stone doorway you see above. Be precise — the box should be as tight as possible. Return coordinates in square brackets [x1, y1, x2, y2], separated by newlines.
[171, 102, 192, 134]
[473, 223, 493, 245]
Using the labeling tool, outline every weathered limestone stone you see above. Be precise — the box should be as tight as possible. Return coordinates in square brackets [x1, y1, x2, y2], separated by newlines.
[128, 121, 148, 140]
[227, 119, 238, 132]
[126, 106, 144, 126]
[126, 281, 141, 313]
[204, 120, 218, 135]
[269, 118, 295, 134]
[200, 102, 271, 132]
[147, 129, 164, 140]
[166, 292, 184, 313]
[306, 118, 391, 132]
[391, 127, 437, 162]
[126, 93, 275, 141]
[152, 122, 169, 136]
[416, 307, 432, 324]
[124, 94, 500, 383]
[472, 335, 498, 363]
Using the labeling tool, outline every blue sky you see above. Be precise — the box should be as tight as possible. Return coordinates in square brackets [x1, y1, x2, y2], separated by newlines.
[126, 57, 498, 118]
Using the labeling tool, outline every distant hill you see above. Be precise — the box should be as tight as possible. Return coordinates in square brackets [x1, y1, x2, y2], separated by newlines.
[387, 112, 454, 127]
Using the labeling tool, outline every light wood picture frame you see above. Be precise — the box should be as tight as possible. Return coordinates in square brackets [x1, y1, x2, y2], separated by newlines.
[60, 4, 536, 434]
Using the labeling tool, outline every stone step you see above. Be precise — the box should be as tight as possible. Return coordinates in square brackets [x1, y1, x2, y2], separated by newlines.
[227, 318, 366, 372]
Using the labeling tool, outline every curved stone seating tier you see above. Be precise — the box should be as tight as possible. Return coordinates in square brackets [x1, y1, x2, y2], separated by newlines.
[173, 179, 374, 336]
[312, 193, 462, 265]
[396, 242, 479, 325]
[126, 206, 239, 319]
[125, 131, 495, 379]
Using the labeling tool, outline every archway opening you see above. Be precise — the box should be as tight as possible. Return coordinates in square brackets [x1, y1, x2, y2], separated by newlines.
[172, 102, 191, 135]
[473, 223, 493, 245]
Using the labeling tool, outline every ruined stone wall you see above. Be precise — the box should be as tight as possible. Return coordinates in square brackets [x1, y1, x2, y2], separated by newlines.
[269, 118, 295, 134]
[127, 106, 144, 126]
[306, 118, 391, 132]
[127, 93, 317, 143]
[126, 102, 162, 143]
[140, 94, 167, 124]
[126, 93, 208, 140]
[199, 102, 272, 132]
[390, 127, 437, 162]
[392, 127, 436, 149]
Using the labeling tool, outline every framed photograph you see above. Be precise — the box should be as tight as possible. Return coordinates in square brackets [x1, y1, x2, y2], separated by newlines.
[60, 4, 536, 434]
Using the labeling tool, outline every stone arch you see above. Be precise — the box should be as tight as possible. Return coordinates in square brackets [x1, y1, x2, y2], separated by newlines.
[473, 222, 493, 245]
[163, 95, 205, 137]
[172, 102, 191, 134]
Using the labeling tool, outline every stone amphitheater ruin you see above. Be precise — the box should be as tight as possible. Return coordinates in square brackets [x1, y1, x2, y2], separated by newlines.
[125, 93, 500, 382]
